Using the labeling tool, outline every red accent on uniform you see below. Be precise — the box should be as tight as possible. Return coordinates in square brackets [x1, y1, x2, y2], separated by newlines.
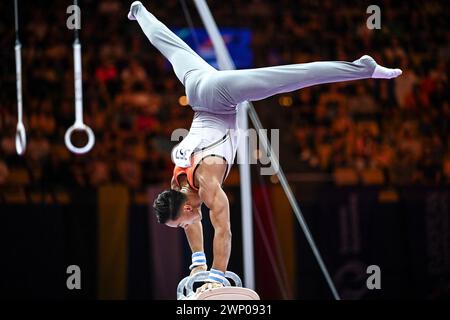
[172, 166, 199, 191]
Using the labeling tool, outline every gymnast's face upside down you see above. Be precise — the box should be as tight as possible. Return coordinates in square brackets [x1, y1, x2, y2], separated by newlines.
[153, 188, 202, 230]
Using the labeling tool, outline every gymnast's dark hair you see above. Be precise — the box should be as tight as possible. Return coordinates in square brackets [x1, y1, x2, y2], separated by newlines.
[153, 189, 187, 224]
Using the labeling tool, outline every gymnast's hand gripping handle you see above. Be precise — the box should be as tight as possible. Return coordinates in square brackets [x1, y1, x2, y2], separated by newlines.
[177, 271, 219, 299]
[177, 271, 243, 299]
[185, 271, 237, 296]
[65, 41, 95, 154]
[15, 42, 26, 155]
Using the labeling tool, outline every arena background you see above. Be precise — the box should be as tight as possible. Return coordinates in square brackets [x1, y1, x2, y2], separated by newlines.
[0, 0, 449, 300]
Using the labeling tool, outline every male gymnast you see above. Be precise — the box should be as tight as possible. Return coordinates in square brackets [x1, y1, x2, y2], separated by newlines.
[128, 1, 401, 292]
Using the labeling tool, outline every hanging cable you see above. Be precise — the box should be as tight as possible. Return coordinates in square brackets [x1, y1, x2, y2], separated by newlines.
[14, 0, 26, 155]
[64, 0, 95, 154]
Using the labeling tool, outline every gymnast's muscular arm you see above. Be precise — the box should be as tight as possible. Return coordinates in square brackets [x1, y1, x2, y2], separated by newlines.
[172, 176, 206, 274]
[197, 160, 231, 273]
[185, 221, 207, 275]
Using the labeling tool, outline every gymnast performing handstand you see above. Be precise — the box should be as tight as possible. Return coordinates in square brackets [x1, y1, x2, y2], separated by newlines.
[128, 1, 401, 294]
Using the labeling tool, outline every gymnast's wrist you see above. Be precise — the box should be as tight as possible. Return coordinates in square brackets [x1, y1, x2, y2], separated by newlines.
[189, 251, 207, 270]
[207, 268, 226, 285]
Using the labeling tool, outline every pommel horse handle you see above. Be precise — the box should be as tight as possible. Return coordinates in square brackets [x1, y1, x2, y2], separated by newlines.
[177, 271, 259, 300]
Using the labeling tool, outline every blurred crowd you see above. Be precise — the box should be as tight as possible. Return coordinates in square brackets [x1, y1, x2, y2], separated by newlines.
[0, 0, 449, 195]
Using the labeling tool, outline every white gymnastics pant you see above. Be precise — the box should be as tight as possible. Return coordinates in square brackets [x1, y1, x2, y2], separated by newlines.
[134, 7, 377, 115]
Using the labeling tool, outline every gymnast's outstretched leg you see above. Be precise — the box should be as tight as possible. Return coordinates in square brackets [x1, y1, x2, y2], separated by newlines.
[208, 56, 402, 106]
[128, 1, 402, 111]
[128, 1, 216, 86]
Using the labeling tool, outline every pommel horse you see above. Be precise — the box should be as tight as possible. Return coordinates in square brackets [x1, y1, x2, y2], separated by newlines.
[177, 271, 260, 300]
